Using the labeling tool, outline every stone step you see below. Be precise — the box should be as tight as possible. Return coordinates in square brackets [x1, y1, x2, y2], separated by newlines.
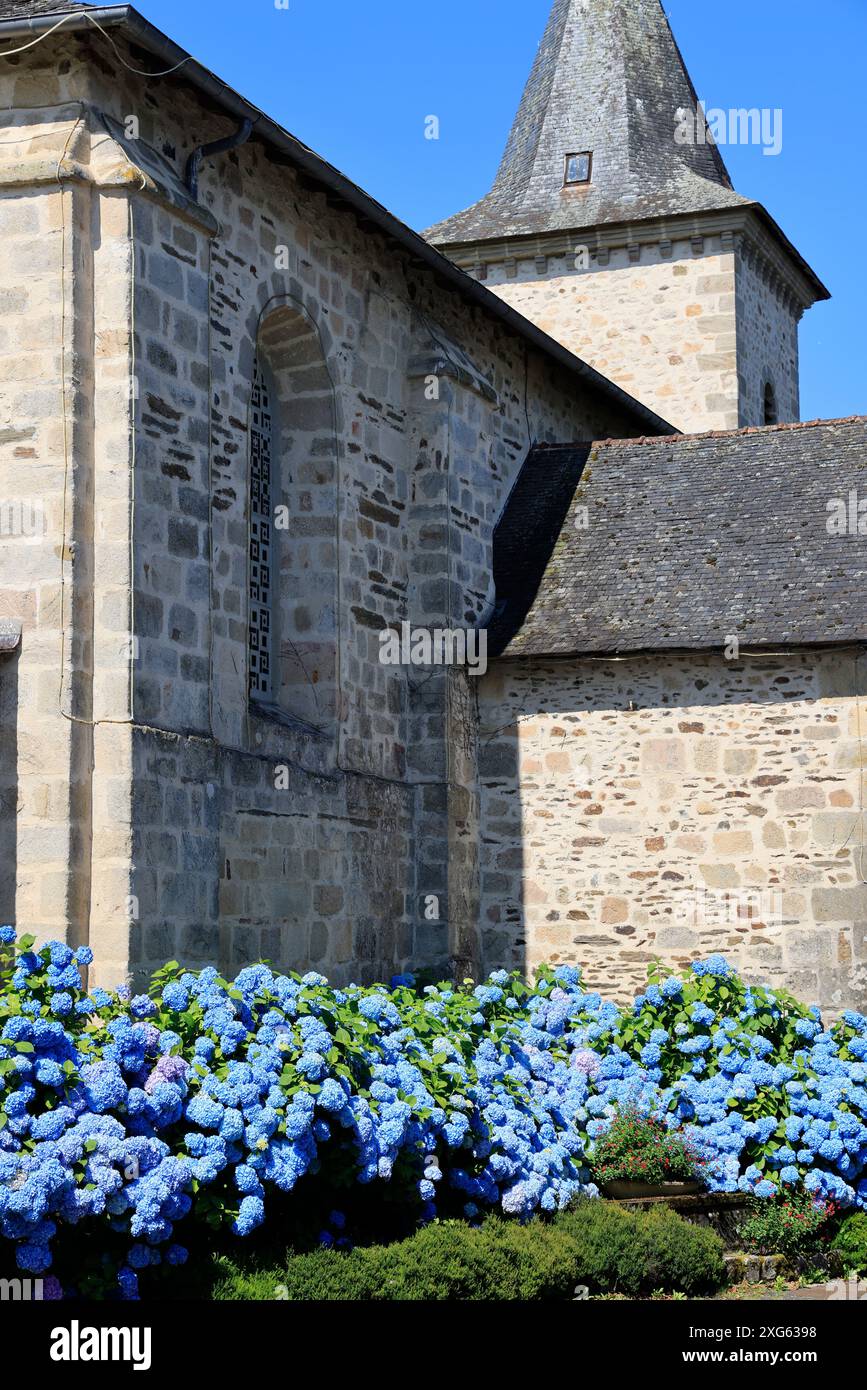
[723, 1251, 785, 1285]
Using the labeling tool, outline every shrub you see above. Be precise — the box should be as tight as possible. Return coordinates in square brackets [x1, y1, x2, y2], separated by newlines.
[739, 1191, 833, 1258]
[831, 1212, 867, 1275]
[0, 925, 865, 1299]
[215, 1205, 725, 1300]
[218, 1218, 581, 1301]
[557, 1200, 725, 1297]
[590, 1108, 700, 1185]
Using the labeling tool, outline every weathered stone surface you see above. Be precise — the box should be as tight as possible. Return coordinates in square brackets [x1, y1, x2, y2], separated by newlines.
[479, 649, 866, 1009]
[0, 47, 649, 990]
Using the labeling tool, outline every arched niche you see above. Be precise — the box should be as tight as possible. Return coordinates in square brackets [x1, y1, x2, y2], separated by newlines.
[248, 302, 338, 734]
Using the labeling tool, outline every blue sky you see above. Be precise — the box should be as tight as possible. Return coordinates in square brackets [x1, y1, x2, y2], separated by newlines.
[129, 0, 865, 422]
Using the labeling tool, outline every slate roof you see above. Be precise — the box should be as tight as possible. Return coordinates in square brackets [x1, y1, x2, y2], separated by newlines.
[426, 0, 750, 245]
[0, 1, 93, 17]
[490, 418, 867, 658]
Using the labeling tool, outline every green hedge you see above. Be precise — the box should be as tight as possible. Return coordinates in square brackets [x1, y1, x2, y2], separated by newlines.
[214, 1201, 725, 1301]
[832, 1213, 867, 1276]
[557, 1201, 725, 1296]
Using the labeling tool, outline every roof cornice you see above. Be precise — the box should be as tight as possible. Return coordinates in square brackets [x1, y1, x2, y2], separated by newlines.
[438, 203, 829, 310]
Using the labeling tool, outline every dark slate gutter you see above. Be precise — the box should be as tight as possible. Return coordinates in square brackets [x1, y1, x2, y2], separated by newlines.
[0, 5, 676, 437]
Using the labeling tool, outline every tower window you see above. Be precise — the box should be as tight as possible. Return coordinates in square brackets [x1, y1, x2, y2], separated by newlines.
[564, 151, 592, 185]
[763, 381, 778, 426]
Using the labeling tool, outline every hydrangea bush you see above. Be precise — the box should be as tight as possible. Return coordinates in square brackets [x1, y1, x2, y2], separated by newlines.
[1, 928, 865, 1298]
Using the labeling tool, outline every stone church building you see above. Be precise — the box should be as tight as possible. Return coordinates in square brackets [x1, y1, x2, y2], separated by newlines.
[0, 0, 864, 1010]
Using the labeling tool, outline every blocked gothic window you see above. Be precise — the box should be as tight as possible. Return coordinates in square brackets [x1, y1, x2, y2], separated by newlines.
[763, 381, 778, 426]
[248, 360, 274, 702]
[247, 305, 338, 732]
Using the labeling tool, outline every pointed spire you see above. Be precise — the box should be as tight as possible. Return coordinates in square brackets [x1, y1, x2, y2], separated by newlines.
[427, 0, 748, 244]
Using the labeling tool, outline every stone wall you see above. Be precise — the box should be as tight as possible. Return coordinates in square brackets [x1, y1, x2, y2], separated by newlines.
[478, 649, 867, 1013]
[735, 238, 801, 427]
[123, 96, 643, 986]
[448, 213, 812, 434]
[0, 31, 651, 988]
[480, 232, 740, 433]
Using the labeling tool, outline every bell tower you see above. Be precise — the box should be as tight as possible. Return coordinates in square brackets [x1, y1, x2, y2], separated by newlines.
[426, 0, 828, 433]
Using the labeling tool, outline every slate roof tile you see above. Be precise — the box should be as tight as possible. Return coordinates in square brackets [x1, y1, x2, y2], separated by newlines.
[0, 1, 93, 18]
[491, 418, 867, 657]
